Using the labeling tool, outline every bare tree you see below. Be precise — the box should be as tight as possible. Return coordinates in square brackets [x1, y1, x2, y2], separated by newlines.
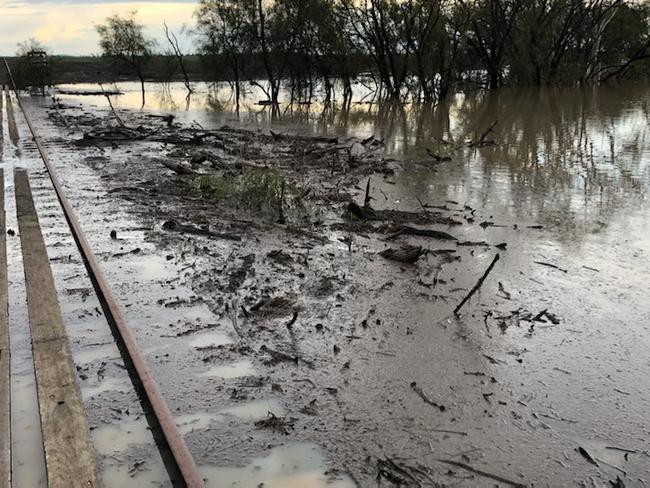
[96, 12, 156, 106]
[195, 0, 252, 112]
[339, 0, 417, 99]
[460, 0, 523, 89]
[163, 21, 193, 94]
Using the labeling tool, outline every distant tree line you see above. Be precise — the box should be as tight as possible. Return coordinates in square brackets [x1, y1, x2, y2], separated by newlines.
[15, 1, 650, 105]
[193, 0, 650, 103]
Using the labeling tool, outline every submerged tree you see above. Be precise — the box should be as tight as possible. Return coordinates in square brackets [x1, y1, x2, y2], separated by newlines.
[96, 12, 156, 106]
[193, 0, 650, 105]
[195, 0, 253, 111]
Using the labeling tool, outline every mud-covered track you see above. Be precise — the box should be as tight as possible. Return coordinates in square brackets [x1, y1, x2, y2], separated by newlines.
[2, 58, 205, 488]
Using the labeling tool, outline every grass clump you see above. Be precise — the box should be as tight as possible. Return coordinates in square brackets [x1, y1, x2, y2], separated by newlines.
[193, 167, 305, 222]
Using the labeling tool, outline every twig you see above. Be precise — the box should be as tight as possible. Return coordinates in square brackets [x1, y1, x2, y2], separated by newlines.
[478, 120, 498, 145]
[436, 459, 524, 487]
[431, 428, 467, 436]
[286, 311, 298, 327]
[363, 177, 372, 208]
[99, 83, 125, 128]
[454, 254, 500, 315]
[410, 382, 445, 411]
[534, 261, 568, 273]
[605, 446, 637, 454]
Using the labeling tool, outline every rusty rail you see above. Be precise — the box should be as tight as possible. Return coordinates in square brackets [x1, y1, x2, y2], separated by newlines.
[2, 58, 205, 488]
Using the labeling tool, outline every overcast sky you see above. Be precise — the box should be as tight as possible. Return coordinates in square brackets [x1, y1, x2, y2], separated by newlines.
[0, 0, 197, 56]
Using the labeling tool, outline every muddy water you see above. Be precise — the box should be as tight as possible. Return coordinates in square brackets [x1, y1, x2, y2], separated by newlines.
[17, 81, 650, 487]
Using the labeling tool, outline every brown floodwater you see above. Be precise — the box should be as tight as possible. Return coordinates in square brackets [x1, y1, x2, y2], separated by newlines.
[10, 81, 650, 486]
[57, 80, 649, 247]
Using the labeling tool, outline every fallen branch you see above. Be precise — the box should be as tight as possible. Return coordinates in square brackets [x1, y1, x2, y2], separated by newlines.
[161, 220, 242, 241]
[410, 382, 446, 411]
[426, 148, 452, 163]
[99, 83, 125, 128]
[161, 160, 197, 175]
[469, 120, 498, 147]
[454, 254, 500, 315]
[386, 225, 456, 241]
[437, 459, 524, 487]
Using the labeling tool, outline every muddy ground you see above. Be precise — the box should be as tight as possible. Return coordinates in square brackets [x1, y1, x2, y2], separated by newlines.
[6, 91, 650, 487]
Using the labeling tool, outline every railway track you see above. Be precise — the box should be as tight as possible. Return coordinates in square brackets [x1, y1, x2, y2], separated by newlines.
[1, 59, 205, 487]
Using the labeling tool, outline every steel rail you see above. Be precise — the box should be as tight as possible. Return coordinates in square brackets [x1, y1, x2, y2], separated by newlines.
[3, 58, 205, 488]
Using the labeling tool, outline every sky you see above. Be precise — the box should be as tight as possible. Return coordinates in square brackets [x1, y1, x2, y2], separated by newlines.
[0, 0, 197, 56]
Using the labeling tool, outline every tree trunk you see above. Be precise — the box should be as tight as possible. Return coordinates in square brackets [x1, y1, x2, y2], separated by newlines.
[138, 73, 146, 107]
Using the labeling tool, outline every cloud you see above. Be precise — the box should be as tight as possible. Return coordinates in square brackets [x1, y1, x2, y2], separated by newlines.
[2, 0, 195, 4]
[0, 1, 197, 55]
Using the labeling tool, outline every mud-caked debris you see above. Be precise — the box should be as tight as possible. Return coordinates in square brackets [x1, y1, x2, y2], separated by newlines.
[254, 412, 295, 435]
[379, 245, 424, 264]
[252, 296, 296, 317]
[266, 249, 293, 264]
[299, 399, 318, 416]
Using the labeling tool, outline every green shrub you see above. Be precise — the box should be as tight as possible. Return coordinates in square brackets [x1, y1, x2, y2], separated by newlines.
[193, 168, 305, 221]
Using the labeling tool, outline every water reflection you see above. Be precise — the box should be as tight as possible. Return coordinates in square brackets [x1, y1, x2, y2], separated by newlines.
[55, 81, 649, 242]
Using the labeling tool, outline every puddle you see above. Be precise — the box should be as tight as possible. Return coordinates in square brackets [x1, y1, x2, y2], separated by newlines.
[200, 443, 356, 488]
[219, 399, 283, 420]
[176, 399, 283, 435]
[11, 375, 46, 488]
[91, 417, 153, 454]
[188, 330, 233, 349]
[101, 461, 169, 488]
[113, 230, 148, 241]
[123, 254, 170, 282]
[200, 360, 256, 379]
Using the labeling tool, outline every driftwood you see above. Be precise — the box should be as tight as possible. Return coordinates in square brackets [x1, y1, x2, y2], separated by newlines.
[83, 126, 146, 141]
[454, 254, 500, 315]
[386, 225, 456, 241]
[161, 220, 242, 241]
[161, 161, 197, 175]
[57, 89, 123, 96]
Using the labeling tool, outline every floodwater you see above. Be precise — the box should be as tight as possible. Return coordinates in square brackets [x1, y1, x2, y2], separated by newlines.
[7, 80, 650, 486]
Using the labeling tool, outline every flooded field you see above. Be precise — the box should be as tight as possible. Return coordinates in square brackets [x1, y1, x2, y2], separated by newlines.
[5, 80, 650, 487]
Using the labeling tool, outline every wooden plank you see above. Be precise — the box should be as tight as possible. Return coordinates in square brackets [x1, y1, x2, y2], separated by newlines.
[5, 90, 18, 146]
[14, 169, 101, 488]
[0, 170, 10, 488]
